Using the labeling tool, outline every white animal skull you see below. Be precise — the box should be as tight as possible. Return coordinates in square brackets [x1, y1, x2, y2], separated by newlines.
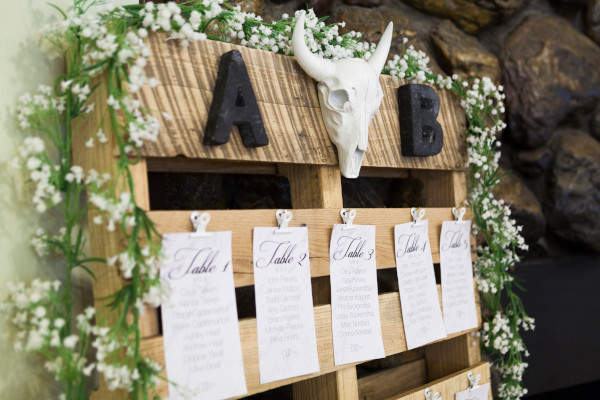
[292, 14, 393, 178]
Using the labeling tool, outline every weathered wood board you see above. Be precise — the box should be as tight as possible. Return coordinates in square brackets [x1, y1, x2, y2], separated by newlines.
[141, 284, 481, 398]
[386, 362, 492, 400]
[148, 207, 477, 288]
[135, 33, 467, 170]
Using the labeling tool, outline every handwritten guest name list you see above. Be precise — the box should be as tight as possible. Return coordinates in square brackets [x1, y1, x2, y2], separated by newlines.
[440, 220, 478, 334]
[161, 232, 247, 400]
[253, 227, 320, 384]
[330, 225, 385, 365]
[394, 221, 447, 349]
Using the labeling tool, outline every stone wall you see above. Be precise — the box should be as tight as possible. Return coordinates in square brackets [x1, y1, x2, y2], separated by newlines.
[233, 0, 600, 258]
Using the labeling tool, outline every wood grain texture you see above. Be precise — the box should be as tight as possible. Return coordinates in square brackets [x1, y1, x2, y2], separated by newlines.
[72, 76, 138, 400]
[293, 368, 359, 400]
[135, 33, 467, 171]
[141, 284, 482, 399]
[148, 208, 477, 288]
[358, 358, 427, 400]
[412, 170, 468, 208]
[425, 333, 482, 381]
[385, 362, 492, 400]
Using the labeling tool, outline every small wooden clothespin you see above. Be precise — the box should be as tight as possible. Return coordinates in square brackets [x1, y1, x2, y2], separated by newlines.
[468, 371, 481, 391]
[340, 209, 357, 230]
[424, 387, 442, 400]
[190, 211, 212, 238]
[411, 207, 426, 227]
[452, 207, 466, 224]
[274, 209, 293, 234]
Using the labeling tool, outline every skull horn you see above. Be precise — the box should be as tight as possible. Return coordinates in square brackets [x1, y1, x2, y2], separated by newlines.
[292, 13, 334, 82]
[367, 22, 393, 73]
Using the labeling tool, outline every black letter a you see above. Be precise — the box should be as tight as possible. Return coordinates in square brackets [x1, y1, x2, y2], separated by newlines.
[397, 84, 443, 156]
[204, 50, 268, 147]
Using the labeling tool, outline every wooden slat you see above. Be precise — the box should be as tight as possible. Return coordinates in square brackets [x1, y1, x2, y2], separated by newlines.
[385, 362, 492, 400]
[148, 208, 477, 288]
[141, 284, 482, 398]
[135, 33, 467, 171]
[425, 333, 482, 381]
[358, 358, 427, 400]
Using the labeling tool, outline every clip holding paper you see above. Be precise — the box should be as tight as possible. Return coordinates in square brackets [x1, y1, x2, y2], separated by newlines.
[452, 207, 466, 224]
[424, 387, 442, 400]
[467, 370, 481, 391]
[274, 209, 293, 234]
[340, 208, 357, 230]
[411, 207, 426, 227]
[190, 211, 212, 238]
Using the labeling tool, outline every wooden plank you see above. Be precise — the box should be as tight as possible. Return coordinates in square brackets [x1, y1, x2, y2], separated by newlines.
[358, 358, 427, 400]
[146, 157, 278, 175]
[145, 157, 409, 179]
[140, 284, 482, 398]
[425, 333, 482, 381]
[135, 33, 467, 171]
[278, 164, 343, 210]
[72, 76, 134, 400]
[278, 165, 349, 399]
[415, 169, 482, 378]
[385, 362, 492, 400]
[293, 367, 359, 400]
[148, 208, 477, 288]
[411, 170, 468, 208]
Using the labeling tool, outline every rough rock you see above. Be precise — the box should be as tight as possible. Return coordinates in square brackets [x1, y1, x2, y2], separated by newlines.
[305, 0, 335, 17]
[430, 19, 501, 82]
[502, 15, 600, 148]
[336, 6, 442, 72]
[402, 0, 528, 34]
[232, 0, 264, 15]
[591, 102, 600, 141]
[587, 0, 600, 45]
[546, 129, 600, 253]
[512, 145, 554, 176]
[493, 171, 546, 242]
[343, 0, 383, 7]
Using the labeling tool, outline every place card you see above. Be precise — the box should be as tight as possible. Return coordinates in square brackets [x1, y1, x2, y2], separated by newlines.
[253, 226, 320, 384]
[394, 220, 446, 349]
[161, 231, 247, 400]
[440, 220, 478, 334]
[455, 383, 491, 400]
[329, 224, 385, 365]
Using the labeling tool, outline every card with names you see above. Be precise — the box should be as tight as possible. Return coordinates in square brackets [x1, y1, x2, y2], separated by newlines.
[253, 226, 320, 384]
[440, 220, 479, 334]
[160, 231, 247, 400]
[455, 383, 491, 400]
[394, 220, 447, 349]
[329, 224, 385, 365]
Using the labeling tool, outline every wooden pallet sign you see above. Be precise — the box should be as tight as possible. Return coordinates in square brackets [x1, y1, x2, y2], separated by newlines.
[135, 33, 467, 173]
[73, 33, 488, 400]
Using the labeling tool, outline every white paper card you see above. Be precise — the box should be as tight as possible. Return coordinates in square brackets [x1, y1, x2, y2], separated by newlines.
[161, 231, 247, 400]
[455, 383, 491, 400]
[253, 227, 320, 384]
[394, 221, 447, 349]
[329, 224, 385, 365]
[440, 220, 479, 334]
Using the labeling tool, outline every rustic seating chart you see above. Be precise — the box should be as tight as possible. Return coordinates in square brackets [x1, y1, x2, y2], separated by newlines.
[74, 34, 491, 400]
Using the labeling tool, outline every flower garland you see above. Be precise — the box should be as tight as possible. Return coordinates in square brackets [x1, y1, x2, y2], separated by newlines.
[3, 1, 533, 399]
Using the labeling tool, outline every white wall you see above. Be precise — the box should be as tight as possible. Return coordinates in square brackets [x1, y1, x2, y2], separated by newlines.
[0, 1, 131, 398]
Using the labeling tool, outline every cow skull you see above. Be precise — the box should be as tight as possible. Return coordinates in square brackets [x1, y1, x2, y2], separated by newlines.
[292, 14, 393, 178]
